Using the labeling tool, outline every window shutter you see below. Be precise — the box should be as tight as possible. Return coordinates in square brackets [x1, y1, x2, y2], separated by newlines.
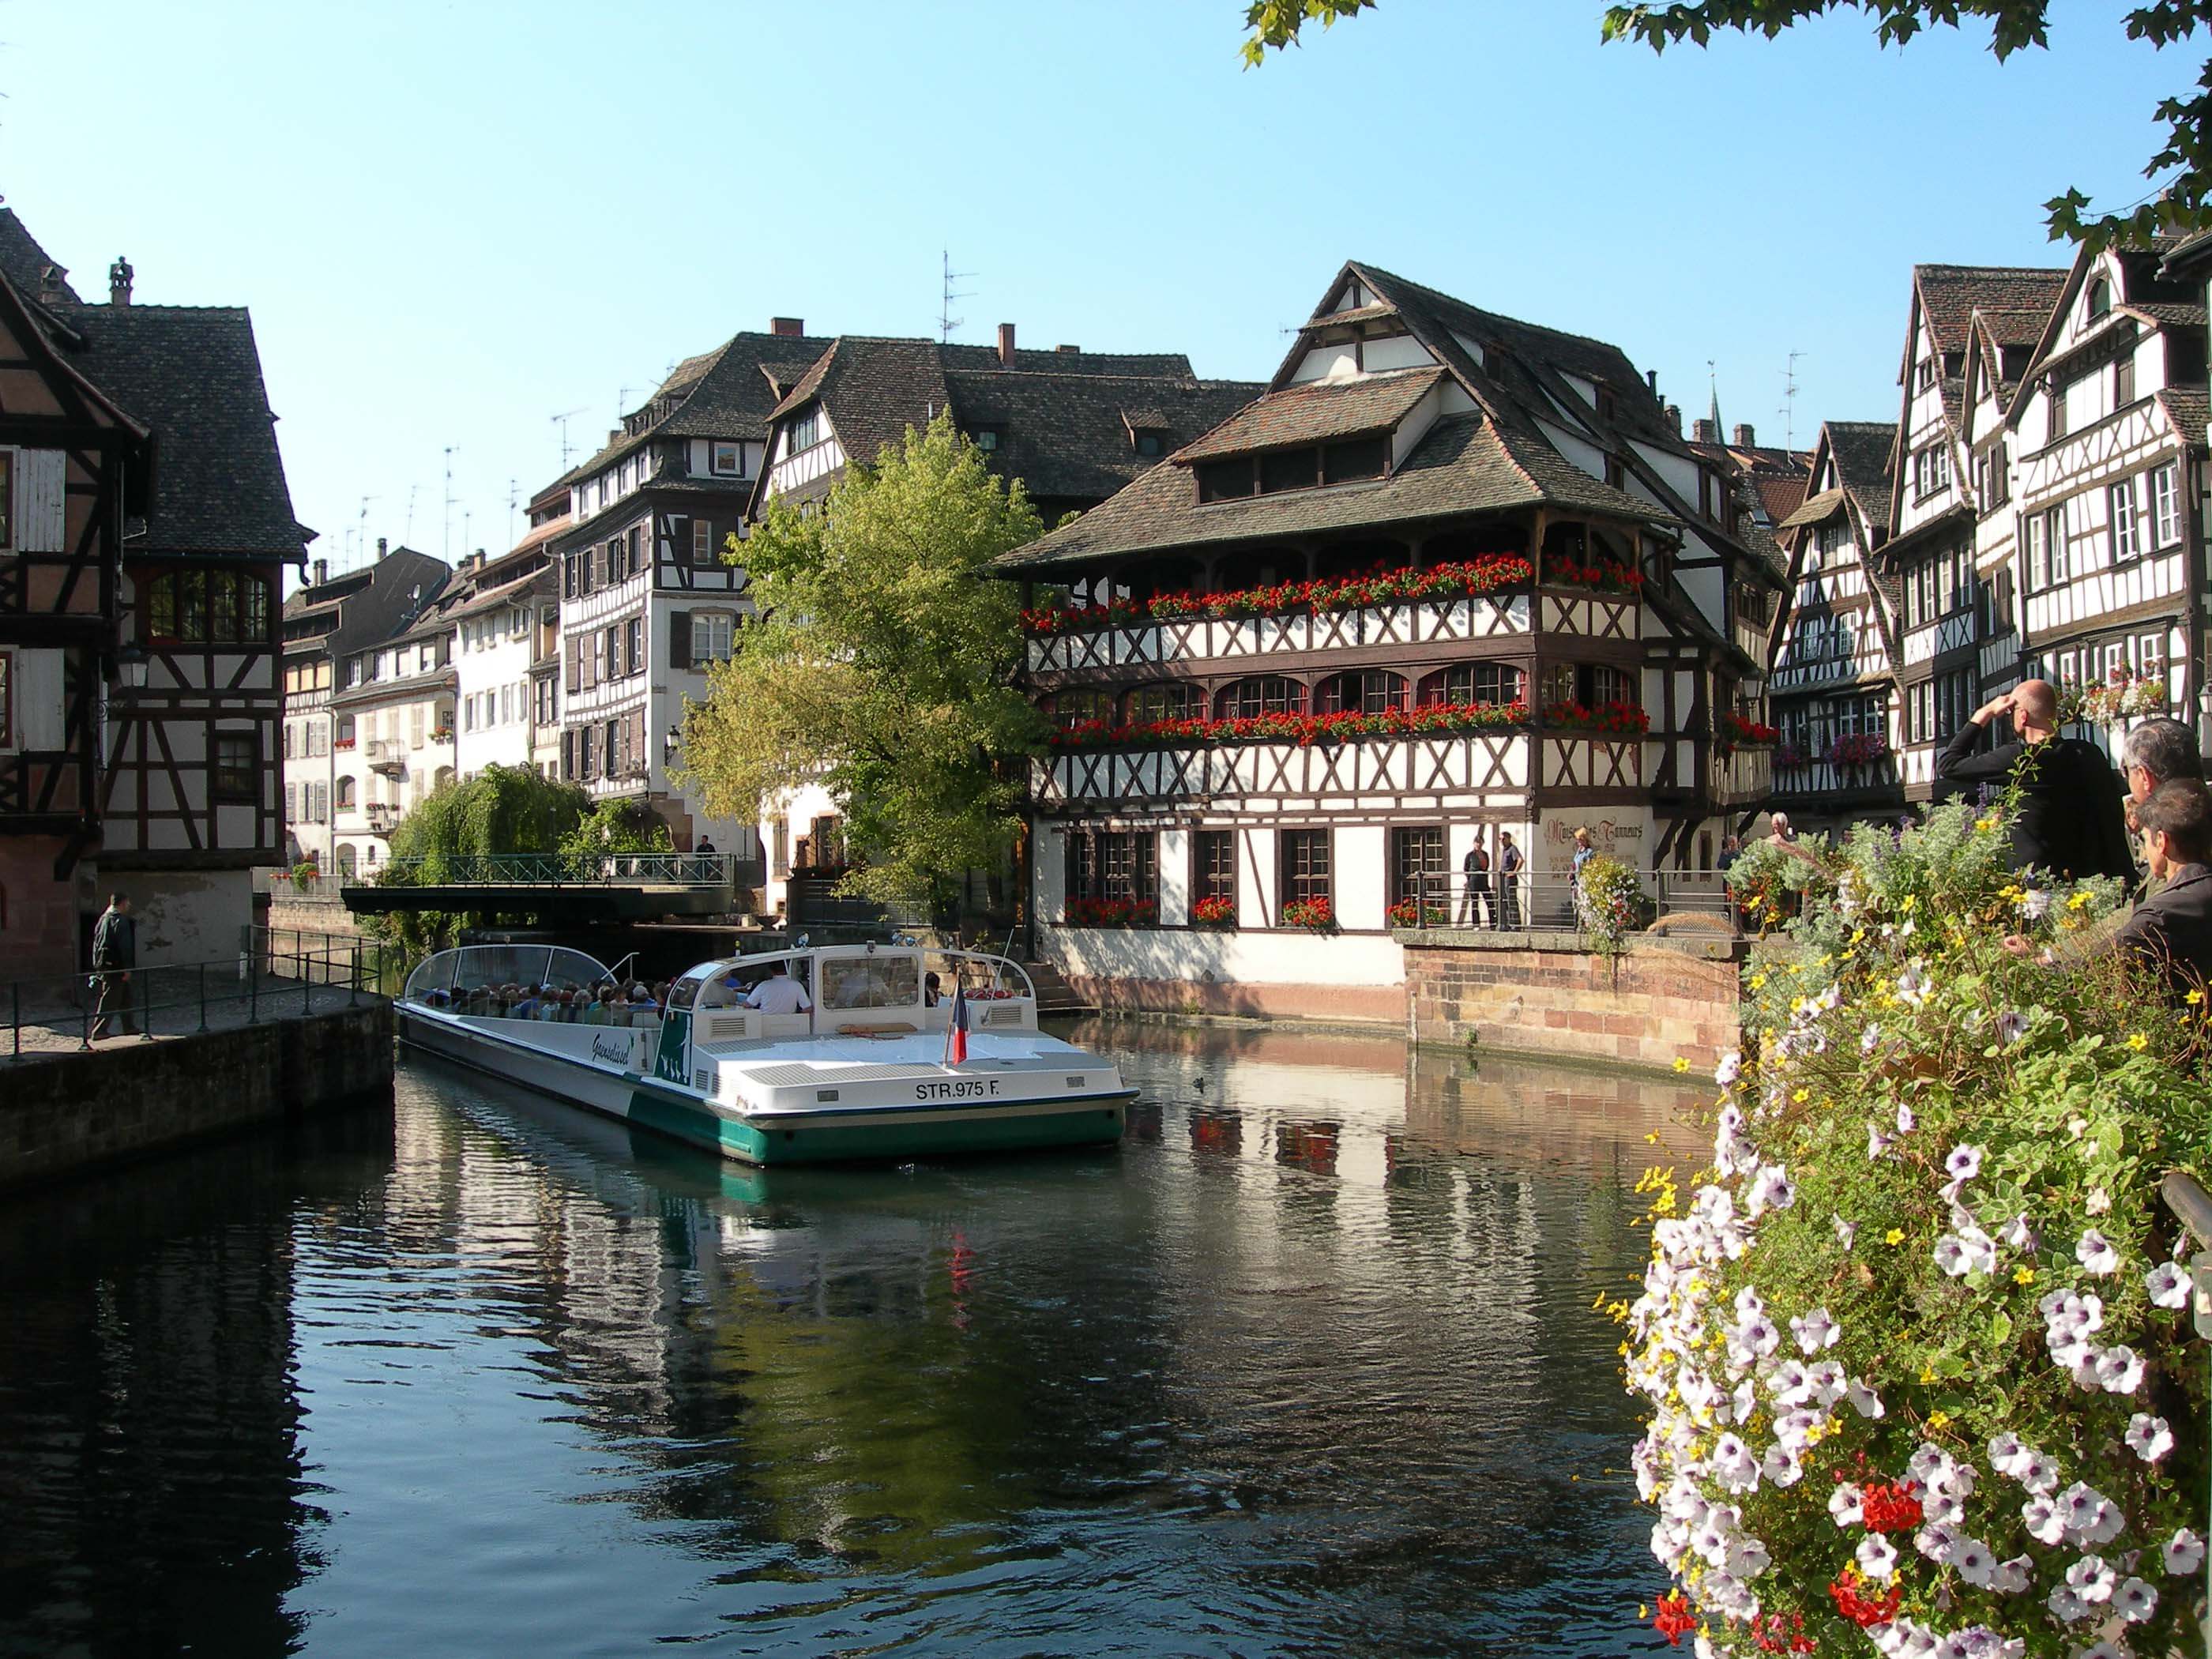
[565, 641, 579, 694]
[668, 611, 691, 670]
[630, 709, 646, 773]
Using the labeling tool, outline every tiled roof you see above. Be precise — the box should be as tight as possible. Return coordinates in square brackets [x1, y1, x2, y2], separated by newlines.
[995, 410, 1668, 570]
[65, 301, 307, 558]
[0, 209, 80, 303]
[440, 566, 547, 623]
[1824, 421, 1898, 547]
[1753, 473, 1810, 529]
[1775, 487, 1845, 533]
[2157, 387, 2210, 447]
[2132, 300, 2210, 333]
[1172, 367, 1442, 461]
[1915, 265, 2068, 356]
[557, 329, 838, 484]
[777, 337, 954, 478]
[943, 369, 1259, 505]
[939, 341, 1194, 378]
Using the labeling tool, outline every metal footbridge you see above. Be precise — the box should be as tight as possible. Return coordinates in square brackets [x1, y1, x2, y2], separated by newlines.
[342, 852, 762, 921]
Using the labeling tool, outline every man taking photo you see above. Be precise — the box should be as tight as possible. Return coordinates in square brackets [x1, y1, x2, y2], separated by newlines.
[1935, 679, 2133, 883]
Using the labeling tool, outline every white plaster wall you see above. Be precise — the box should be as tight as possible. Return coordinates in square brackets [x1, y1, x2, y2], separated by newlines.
[1334, 824, 1387, 931]
[1362, 334, 1434, 373]
[1237, 825, 1277, 929]
[1157, 827, 1191, 926]
[1288, 344, 1358, 384]
[103, 869, 252, 971]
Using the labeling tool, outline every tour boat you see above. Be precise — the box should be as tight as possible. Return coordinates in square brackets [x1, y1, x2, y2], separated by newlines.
[394, 942, 1130, 1165]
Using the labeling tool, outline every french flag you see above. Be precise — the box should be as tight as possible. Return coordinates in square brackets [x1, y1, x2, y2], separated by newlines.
[943, 983, 970, 1066]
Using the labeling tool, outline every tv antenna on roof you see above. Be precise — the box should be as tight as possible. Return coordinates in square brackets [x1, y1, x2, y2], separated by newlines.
[356, 495, 377, 570]
[939, 249, 973, 344]
[442, 445, 459, 562]
[507, 479, 519, 550]
[1778, 350, 1804, 452]
[404, 483, 419, 547]
[550, 407, 585, 470]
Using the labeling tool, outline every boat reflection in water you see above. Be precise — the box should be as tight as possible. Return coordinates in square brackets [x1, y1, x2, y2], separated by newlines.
[0, 1018, 1707, 1657]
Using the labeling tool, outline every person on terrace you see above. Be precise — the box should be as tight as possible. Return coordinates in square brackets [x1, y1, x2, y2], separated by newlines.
[1937, 679, 2135, 884]
[2112, 780, 2212, 1003]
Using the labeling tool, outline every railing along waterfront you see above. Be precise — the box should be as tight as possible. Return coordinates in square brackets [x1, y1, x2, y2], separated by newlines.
[1402, 871, 1733, 935]
[373, 851, 759, 886]
[1, 924, 399, 1058]
[2157, 1170, 2212, 1655]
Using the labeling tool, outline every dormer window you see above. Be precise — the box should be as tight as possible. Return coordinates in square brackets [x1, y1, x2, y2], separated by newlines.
[1915, 356, 1937, 392]
[785, 408, 824, 455]
[1595, 386, 1617, 423]
[1134, 430, 1166, 458]
[2087, 279, 2112, 320]
[1195, 438, 1388, 502]
[969, 426, 1004, 453]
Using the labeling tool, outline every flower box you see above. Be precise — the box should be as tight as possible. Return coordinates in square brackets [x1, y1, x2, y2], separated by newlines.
[1191, 895, 1236, 927]
[1280, 896, 1337, 932]
[1063, 895, 1157, 928]
[1541, 698, 1651, 738]
[1717, 711, 1781, 751]
[1826, 732, 1890, 766]
[1021, 554, 1534, 637]
[333, 737, 357, 751]
[1049, 700, 1528, 751]
[1386, 897, 1451, 928]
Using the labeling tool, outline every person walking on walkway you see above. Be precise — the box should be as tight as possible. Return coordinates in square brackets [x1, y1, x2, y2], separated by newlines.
[1459, 837, 1494, 928]
[1937, 679, 2134, 883]
[1498, 831, 1524, 931]
[89, 894, 137, 1040]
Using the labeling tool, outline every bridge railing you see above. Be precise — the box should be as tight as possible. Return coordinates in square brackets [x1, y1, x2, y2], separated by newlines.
[374, 852, 763, 887]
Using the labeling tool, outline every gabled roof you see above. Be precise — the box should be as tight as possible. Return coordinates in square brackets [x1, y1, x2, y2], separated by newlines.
[2003, 239, 2210, 431]
[940, 368, 1258, 504]
[1913, 265, 2068, 359]
[995, 409, 1669, 570]
[556, 328, 839, 485]
[0, 209, 80, 304]
[64, 300, 307, 559]
[1826, 421, 1898, 549]
[1775, 487, 1846, 534]
[1172, 366, 1441, 461]
[769, 336, 952, 482]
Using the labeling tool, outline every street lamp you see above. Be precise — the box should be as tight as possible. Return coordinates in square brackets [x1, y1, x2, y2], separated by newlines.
[117, 641, 149, 691]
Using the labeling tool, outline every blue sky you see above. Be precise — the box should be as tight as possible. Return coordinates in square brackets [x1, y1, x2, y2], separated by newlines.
[2, 2, 2173, 578]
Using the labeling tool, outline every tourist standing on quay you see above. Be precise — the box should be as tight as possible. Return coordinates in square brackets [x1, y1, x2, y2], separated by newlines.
[2120, 717, 2203, 825]
[1936, 679, 2134, 883]
[88, 894, 137, 1040]
[1458, 836, 1493, 928]
[2114, 779, 2212, 1000]
[1497, 831, 1523, 931]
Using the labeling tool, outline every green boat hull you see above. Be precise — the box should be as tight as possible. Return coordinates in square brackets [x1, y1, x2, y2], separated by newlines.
[623, 1089, 1129, 1165]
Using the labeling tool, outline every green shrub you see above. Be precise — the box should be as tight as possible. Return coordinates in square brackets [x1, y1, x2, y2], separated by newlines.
[1627, 803, 2207, 1656]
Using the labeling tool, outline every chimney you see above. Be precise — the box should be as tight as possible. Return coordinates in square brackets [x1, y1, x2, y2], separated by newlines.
[313, 558, 328, 587]
[998, 322, 1017, 368]
[1691, 418, 1719, 444]
[1057, 344, 1080, 355]
[1732, 423, 1757, 449]
[1646, 368, 1658, 397]
[36, 263, 65, 306]
[608, 430, 619, 447]
[1665, 403, 1683, 434]
[770, 316, 804, 337]
[376, 536, 388, 560]
[108, 256, 134, 307]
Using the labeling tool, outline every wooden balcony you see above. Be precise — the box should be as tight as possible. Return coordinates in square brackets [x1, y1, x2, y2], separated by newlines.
[1024, 585, 1639, 681]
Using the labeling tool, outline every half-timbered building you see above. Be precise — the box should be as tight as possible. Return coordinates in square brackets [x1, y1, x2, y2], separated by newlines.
[0, 212, 307, 971]
[2002, 240, 2207, 737]
[992, 261, 1785, 1020]
[1766, 421, 1905, 833]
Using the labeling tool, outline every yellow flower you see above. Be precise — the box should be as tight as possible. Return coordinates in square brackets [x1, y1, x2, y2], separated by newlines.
[1900, 894, 1917, 913]
[2068, 891, 2092, 911]
[2127, 1033, 2149, 1052]
[2189, 989, 2205, 1007]
[1919, 1364, 1937, 1383]
[1927, 1409, 1952, 1431]
[1749, 973, 1767, 990]
[1979, 816, 2000, 832]
[1793, 1088, 1810, 1104]
[1885, 1228, 1905, 1246]
[2014, 1266, 2036, 1285]
[1673, 1057, 1691, 1074]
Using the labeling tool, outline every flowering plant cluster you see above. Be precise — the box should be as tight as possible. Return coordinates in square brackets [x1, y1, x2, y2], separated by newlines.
[1544, 698, 1653, 738]
[1048, 701, 1528, 751]
[2078, 670, 2169, 726]
[1778, 743, 1811, 769]
[1574, 852, 1649, 954]
[1628, 803, 2206, 1657]
[1280, 895, 1336, 932]
[1191, 894, 1236, 927]
[1386, 894, 1452, 928]
[1721, 713, 1783, 752]
[1547, 553, 1646, 594]
[1063, 894, 1157, 927]
[1828, 733, 1892, 766]
[1018, 555, 1535, 635]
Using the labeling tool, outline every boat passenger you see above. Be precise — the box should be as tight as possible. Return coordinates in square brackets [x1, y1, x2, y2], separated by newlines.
[924, 972, 942, 1007]
[744, 960, 813, 1015]
[510, 984, 540, 1019]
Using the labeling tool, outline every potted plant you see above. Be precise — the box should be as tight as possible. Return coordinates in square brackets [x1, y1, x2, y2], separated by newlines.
[1280, 895, 1337, 933]
[1191, 894, 1236, 927]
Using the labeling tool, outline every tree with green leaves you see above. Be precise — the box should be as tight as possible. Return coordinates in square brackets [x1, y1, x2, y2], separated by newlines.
[1242, 1, 2212, 250]
[558, 797, 673, 866]
[675, 412, 1049, 906]
[371, 762, 592, 953]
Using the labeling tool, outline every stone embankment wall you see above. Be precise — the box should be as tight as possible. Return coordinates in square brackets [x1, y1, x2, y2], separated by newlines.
[1402, 928, 1744, 1075]
[264, 893, 363, 939]
[0, 1003, 393, 1191]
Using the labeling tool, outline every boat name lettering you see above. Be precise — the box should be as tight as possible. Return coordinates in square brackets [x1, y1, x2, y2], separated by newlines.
[592, 1034, 633, 1066]
[915, 1078, 1001, 1101]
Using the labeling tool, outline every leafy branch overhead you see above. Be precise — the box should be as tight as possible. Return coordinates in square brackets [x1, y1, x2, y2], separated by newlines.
[1241, 0, 2212, 250]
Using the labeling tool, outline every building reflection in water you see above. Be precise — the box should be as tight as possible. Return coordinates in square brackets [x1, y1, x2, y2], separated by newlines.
[0, 1022, 1712, 1657]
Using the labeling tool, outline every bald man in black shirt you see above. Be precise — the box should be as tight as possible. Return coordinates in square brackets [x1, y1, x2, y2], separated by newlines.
[1936, 679, 2135, 883]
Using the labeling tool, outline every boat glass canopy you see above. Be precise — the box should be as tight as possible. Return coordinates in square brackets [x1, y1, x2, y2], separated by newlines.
[404, 945, 615, 1003]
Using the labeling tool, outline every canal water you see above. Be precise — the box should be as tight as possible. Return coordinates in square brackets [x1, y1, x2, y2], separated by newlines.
[0, 1023, 1706, 1658]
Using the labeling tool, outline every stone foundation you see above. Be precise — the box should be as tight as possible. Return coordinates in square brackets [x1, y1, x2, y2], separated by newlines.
[0, 1002, 393, 1190]
[1403, 929, 1744, 1076]
[1063, 972, 1405, 1025]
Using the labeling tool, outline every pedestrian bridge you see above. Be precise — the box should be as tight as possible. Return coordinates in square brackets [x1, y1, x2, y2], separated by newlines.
[342, 852, 762, 921]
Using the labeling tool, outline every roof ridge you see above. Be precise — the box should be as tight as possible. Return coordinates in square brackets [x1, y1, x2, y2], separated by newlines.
[1349, 260, 1627, 358]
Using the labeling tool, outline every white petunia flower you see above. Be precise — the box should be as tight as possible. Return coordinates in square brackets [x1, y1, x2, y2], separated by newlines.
[2020, 887, 2052, 920]
[1834, 1213, 1859, 1248]
[1845, 1376, 1886, 1419]
[2046, 1584, 2089, 1625]
[1952, 1535, 1996, 1587]
[2114, 1577, 2157, 1623]
[2124, 1413, 2173, 1462]
[1989, 1554, 2033, 1595]
[1714, 1049, 1742, 1087]
[1914, 1522, 1958, 1563]
[1999, 1212, 2037, 1252]
[1898, 961, 1932, 1006]
[2024, 1494, 2068, 1545]
[1726, 1537, 1771, 1581]
[1860, 1021, 1883, 1054]
[1711, 1431, 1760, 1492]
[1897, 1100, 1917, 1134]
[2095, 1345, 2144, 1394]
[2164, 1528, 2204, 1576]
[2075, 1230, 2120, 1275]
[2069, 1643, 2128, 1659]
[1830, 1482, 1864, 1528]
[2084, 1187, 2111, 1215]
[1745, 1164, 1796, 1217]
[1996, 1008, 2030, 1044]
[1868, 1123, 1894, 1160]
[1987, 1431, 2026, 1474]
[2066, 1556, 2116, 1604]
[2145, 1260, 2190, 1309]
[1857, 1532, 1899, 1581]
[1790, 1306, 1840, 1354]
[1945, 1143, 1984, 1183]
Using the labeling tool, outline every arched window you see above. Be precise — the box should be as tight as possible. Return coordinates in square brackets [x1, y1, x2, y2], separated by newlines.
[1124, 683, 1199, 724]
[1423, 663, 1525, 707]
[337, 845, 358, 880]
[336, 777, 356, 811]
[1315, 670, 1409, 715]
[1216, 676, 1302, 720]
[1049, 690, 1116, 730]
